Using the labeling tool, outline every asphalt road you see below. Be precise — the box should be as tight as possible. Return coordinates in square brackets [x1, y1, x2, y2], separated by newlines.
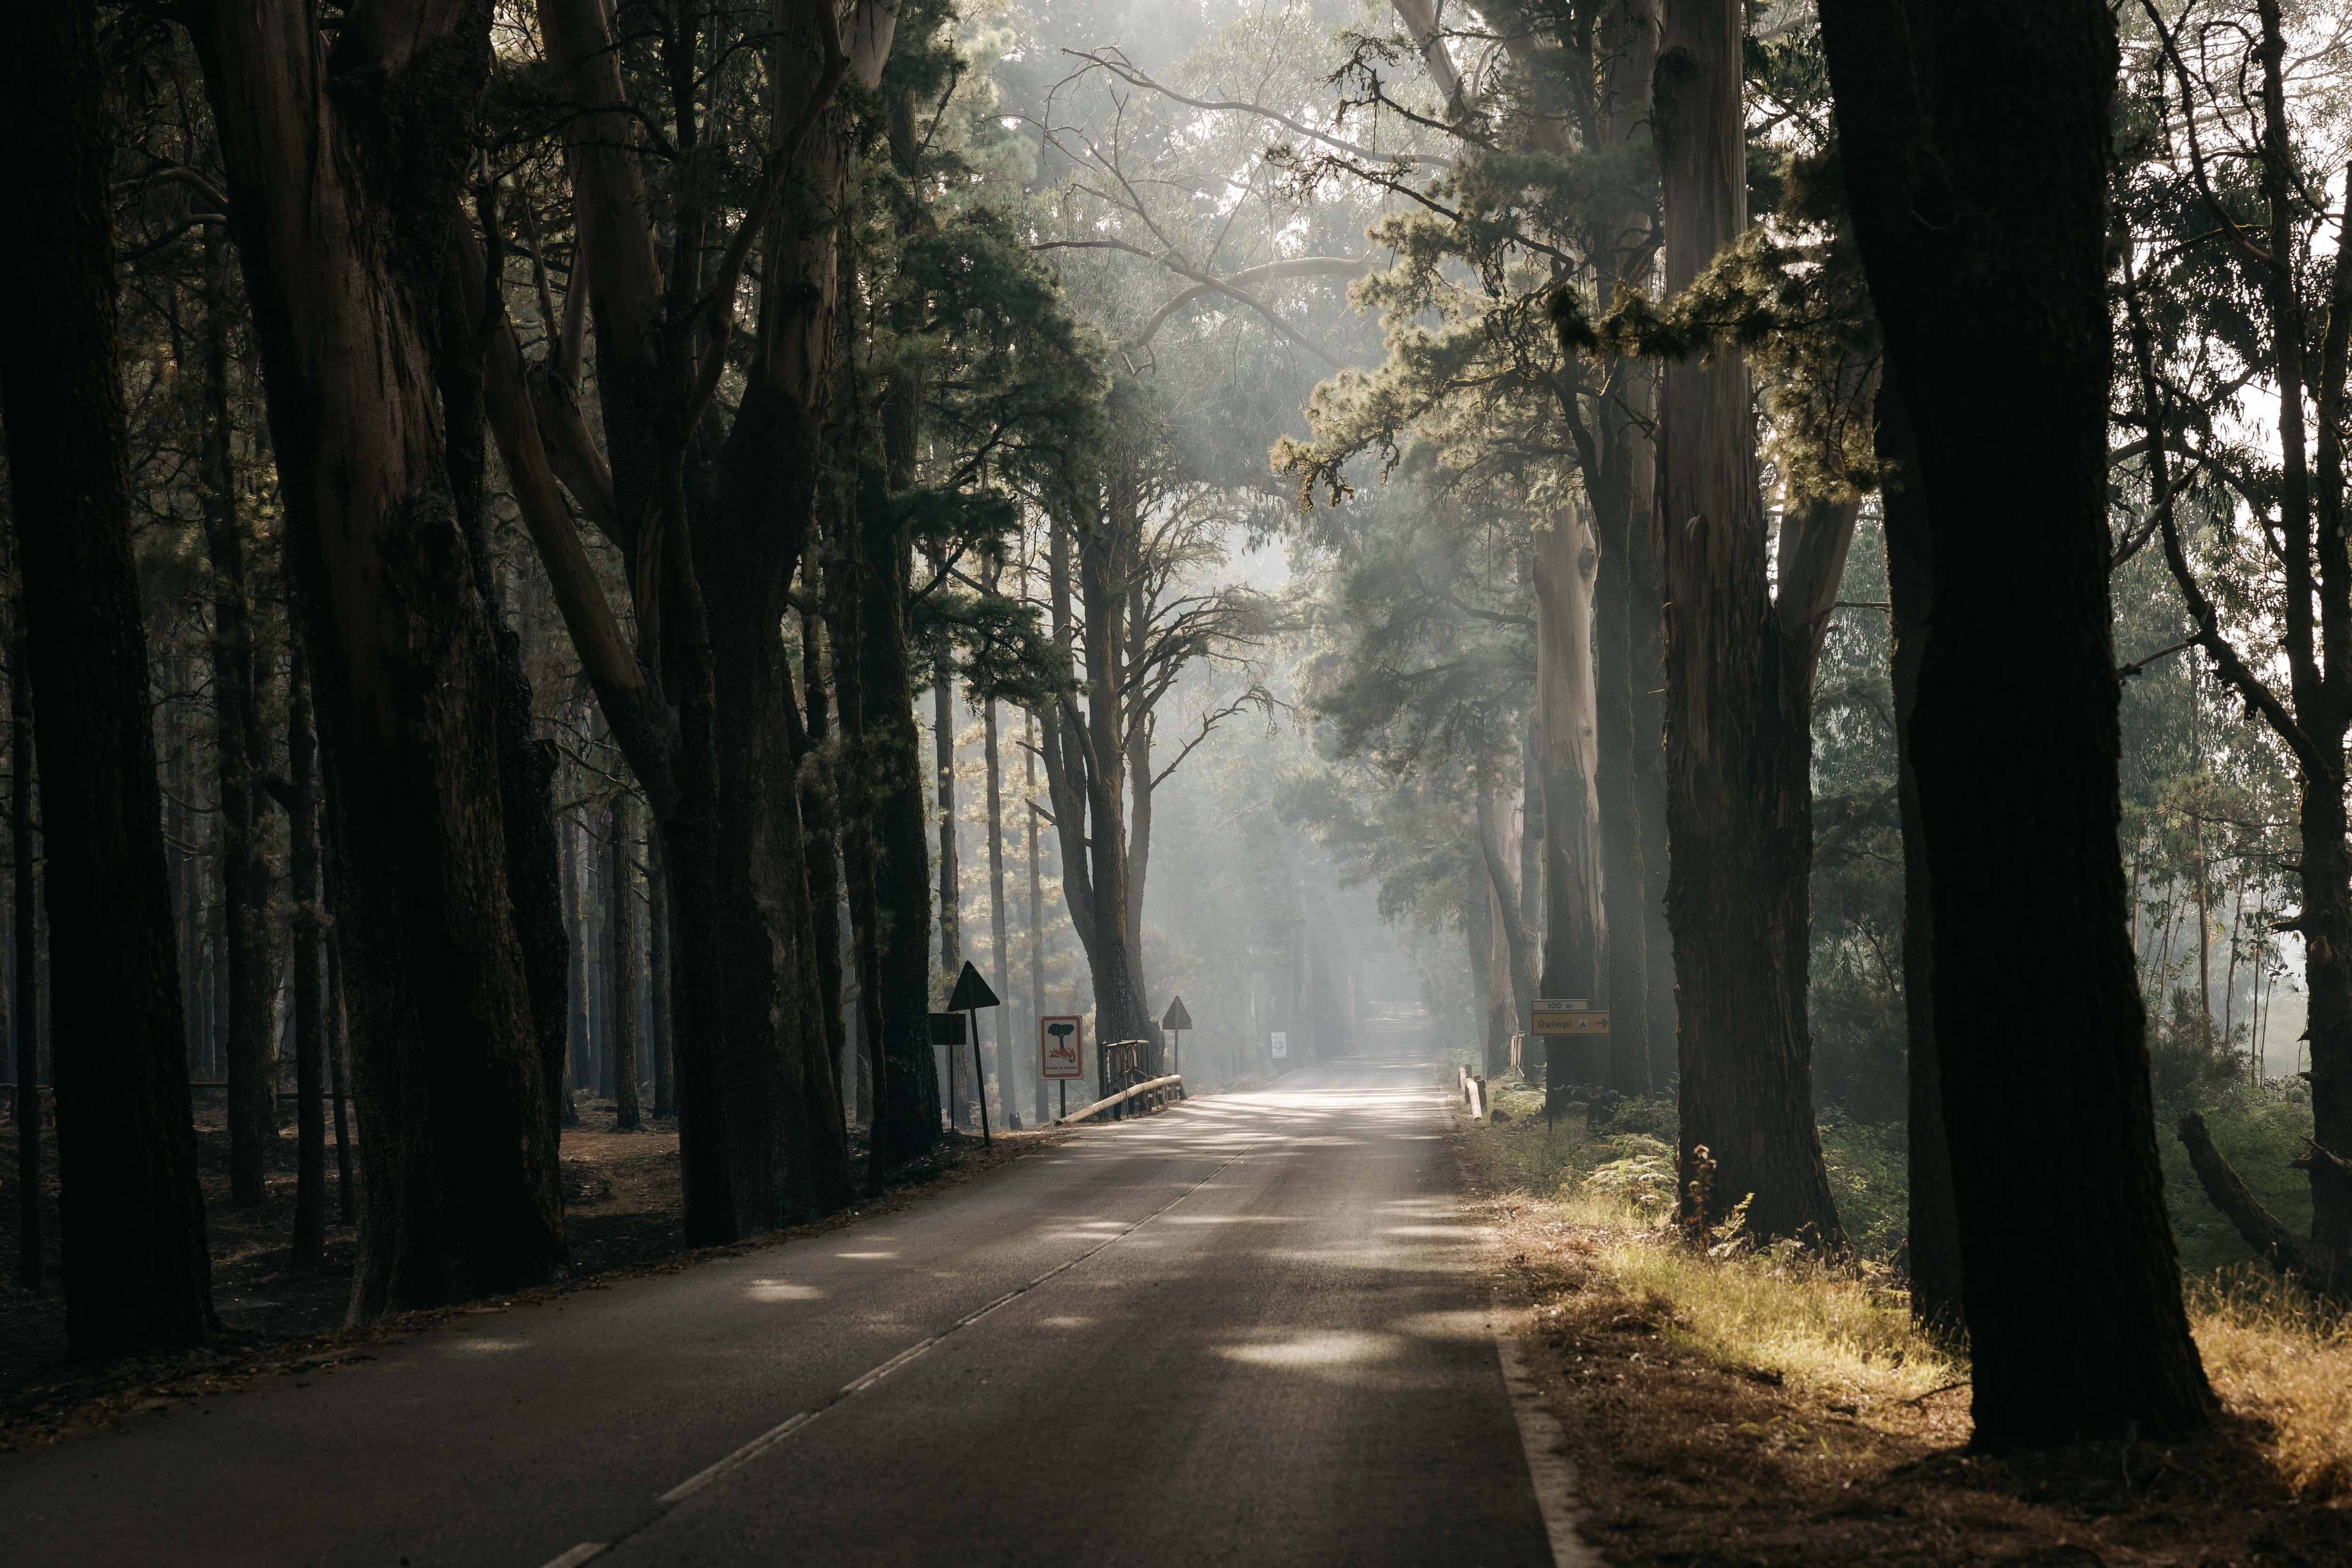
[0, 1057, 1570, 1567]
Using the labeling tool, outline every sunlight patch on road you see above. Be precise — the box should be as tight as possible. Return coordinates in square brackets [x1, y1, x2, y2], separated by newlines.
[1036, 1315, 1097, 1329]
[744, 1280, 826, 1302]
[834, 1251, 899, 1260]
[447, 1337, 528, 1353]
[1216, 1330, 1403, 1368]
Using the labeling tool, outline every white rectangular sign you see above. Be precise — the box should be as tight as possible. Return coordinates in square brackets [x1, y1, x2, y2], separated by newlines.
[1040, 1015, 1086, 1080]
[1270, 1031, 1288, 1059]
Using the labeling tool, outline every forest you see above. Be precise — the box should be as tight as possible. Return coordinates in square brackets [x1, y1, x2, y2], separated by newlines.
[0, 0, 2349, 1561]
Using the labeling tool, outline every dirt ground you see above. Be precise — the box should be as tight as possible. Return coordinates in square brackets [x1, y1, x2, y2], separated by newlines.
[1468, 1157, 2352, 1566]
[0, 1094, 1047, 1449]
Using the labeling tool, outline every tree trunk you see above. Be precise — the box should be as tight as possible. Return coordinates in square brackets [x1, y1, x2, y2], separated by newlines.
[325, 855, 357, 1226]
[11, 602, 40, 1293]
[1878, 372, 1963, 1335]
[1655, 0, 1845, 1249]
[564, 812, 586, 1123]
[289, 646, 328, 1268]
[1583, 0, 1661, 1098]
[649, 828, 675, 1120]
[197, 230, 278, 1210]
[826, 475, 896, 1195]
[936, 677, 962, 1126]
[856, 469, 942, 1160]
[433, 236, 573, 1161]
[193, 0, 566, 1318]
[985, 692, 1012, 1124]
[1533, 508, 1605, 1103]
[793, 600, 846, 1134]
[1820, 0, 2214, 1444]
[1025, 714, 1048, 1125]
[609, 794, 641, 1131]
[0, 0, 216, 1353]
[1476, 793, 1536, 1070]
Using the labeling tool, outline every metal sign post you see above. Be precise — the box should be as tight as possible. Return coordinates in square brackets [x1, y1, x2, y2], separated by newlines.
[1161, 995, 1192, 1080]
[1531, 998, 1608, 1131]
[947, 962, 1001, 1147]
[1040, 1013, 1084, 1123]
[928, 1011, 966, 1130]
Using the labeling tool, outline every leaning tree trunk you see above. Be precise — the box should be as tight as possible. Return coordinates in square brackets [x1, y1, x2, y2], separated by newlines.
[193, 0, 565, 1319]
[1820, 0, 2213, 1445]
[0, 0, 216, 1354]
[1655, 0, 1846, 1249]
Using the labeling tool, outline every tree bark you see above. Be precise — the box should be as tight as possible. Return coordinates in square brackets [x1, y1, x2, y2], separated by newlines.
[289, 646, 328, 1268]
[0, 0, 217, 1352]
[609, 793, 641, 1130]
[325, 855, 357, 1226]
[1655, 0, 1845, 1248]
[1820, 0, 2214, 1444]
[648, 826, 675, 1120]
[985, 691, 1012, 1123]
[11, 600, 40, 1293]
[1878, 372, 1962, 1335]
[1532, 508, 1605, 1101]
[792, 600, 846, 1133]
[935, 676, 962, 1126]
[198, 230, 278, 1209]
[192, 0, 566, 1318]
[563, 811, 586, 1122]
[1025, 713, 1048, 1125]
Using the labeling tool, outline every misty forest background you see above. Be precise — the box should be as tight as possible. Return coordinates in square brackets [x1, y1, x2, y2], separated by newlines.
[0, 0, 2343, 1422]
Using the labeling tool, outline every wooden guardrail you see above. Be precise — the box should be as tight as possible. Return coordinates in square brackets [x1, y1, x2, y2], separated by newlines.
[1054, 1073, 1185, 1126]
[1457, 1063, 1486, 1121]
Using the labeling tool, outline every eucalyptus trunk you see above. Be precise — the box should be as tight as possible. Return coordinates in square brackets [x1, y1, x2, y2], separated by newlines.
[1821, 0, 2213, 1444]
[0, 0, 216, 1352]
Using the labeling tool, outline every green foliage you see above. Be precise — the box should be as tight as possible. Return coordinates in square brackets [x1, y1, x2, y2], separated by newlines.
[2164, 1080, 2317, 1277]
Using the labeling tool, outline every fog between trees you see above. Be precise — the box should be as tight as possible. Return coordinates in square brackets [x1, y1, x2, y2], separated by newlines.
[0, 0, 2345, 1454]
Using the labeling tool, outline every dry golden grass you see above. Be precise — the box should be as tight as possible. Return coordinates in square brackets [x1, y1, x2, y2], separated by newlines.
[1549, 1190, 1967, 1412]
[2191, 1268, 2352, 1501]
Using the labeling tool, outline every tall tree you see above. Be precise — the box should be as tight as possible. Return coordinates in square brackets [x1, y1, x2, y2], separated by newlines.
[196, 229, 279, 1209]
[0, 0, 217, 1354]
[191, 0, 566, 1316]
[1819, 0, 2215, 1444]
[288, 646, 328, 1267]
[10, 594, 40, 1293]
[1652, 0, 1847, 1248]
[609, 792, 642, 1131]
[984, 677, 1012, 1124]
[497, 0, 863, 1227]
[2124, 0, 2352, 1297]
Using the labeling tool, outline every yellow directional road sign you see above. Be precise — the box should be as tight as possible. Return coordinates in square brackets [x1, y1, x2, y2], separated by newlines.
[1531, 1002, 1609, 1037]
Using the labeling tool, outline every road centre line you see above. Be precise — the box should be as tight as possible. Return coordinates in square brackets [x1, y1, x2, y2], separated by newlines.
[652, 1148, 1249, 1507]
[531, 1148, 1245, 1568]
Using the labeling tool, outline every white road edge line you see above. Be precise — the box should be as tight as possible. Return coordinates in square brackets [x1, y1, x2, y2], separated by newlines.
[1491, 1305, 1602, 1568]
[534, 1544, 607, 1568]
[653, 1151, 1248, 1507]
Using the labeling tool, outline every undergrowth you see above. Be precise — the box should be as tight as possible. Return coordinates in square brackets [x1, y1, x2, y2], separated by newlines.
[1453, 1067, 2352, 1500]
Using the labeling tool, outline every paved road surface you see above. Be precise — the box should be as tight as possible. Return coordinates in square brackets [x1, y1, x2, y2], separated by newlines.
[0, 1058, 1564, 1567]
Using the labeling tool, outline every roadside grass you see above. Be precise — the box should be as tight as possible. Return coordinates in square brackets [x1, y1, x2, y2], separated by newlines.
[1450, 1066, 2352, 1563]
[2191, 1266, 2352, 1500]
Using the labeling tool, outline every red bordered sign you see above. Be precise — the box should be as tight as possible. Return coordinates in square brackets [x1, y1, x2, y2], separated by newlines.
[1039, 1015, 1085, 1080]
